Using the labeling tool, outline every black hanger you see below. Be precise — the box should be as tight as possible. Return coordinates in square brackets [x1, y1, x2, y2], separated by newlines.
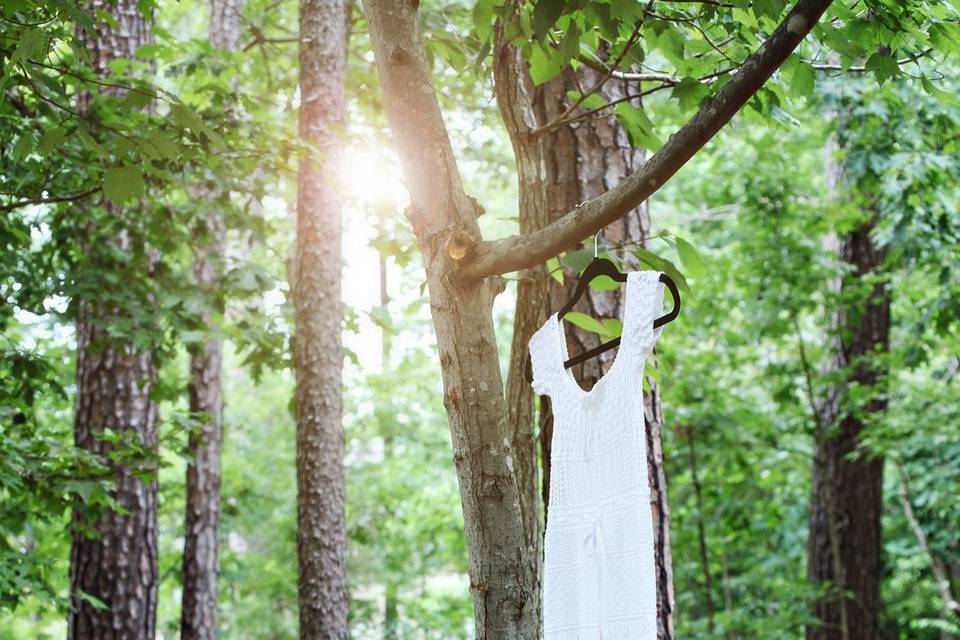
[557, 255, 680, 370]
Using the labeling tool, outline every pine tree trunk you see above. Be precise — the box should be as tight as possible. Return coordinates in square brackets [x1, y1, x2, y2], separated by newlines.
[294, 0, 349, 637]
[495, 42, 676, 639]
[806, 139, 889, 640]
[69, 3, 158, 638]
[179, 3, 242, 637]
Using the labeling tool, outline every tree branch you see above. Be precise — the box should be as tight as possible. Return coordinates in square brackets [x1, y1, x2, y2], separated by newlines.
[542, 21, 645, 132]
[461, 0, 835, 279]
[539, 65, 736, 134]
[808, 47, 934, 72]
[896, 461, 960, 618]
[577, 54, 678, 83]
[0, 186, 100, 212]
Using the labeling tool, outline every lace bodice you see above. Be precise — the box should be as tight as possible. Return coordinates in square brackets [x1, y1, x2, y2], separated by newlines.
[529, 270, 666, 639]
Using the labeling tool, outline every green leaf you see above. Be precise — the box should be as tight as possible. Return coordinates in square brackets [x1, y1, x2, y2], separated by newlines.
[671, 77, 710, 111]
[102, 166, 145, 205]
[11, 133, 33, 161]
[473, 0, 495, 42]
[529, 44, 563, 85]
[38, 127, 67, 155]
[601, 318, 623, 338]
[674, 235, 706, 280]
[589, 275, 621, 292]
[633, 247, 691, 294]
[533, 0, 566, 42]
[560, 248, 593, 273]
[752, 0, 786, 20]
[787, 61, 816, 97]
[610, 0, 644, 22]
[615, 103, 663, 151]
[556, 22, 580, 67]
[546, 256, 564, 284]
[170, 103, 207, 135]
[77, 591, 109, 610]
[865, 51, 899, 84]
[654, 24, 685, 67]
[147, 132, 179, 160]
[564, 311, 614, 337]
[920, 75, 954, 108]
[65, 480, 99, 503]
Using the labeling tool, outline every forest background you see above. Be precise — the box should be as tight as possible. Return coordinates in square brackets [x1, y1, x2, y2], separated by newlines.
[1, 0, 959, 639]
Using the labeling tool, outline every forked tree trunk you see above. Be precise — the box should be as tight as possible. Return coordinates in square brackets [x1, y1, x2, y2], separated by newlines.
[806, 136, 889, 640]
[294, 0, 349, 637]
[494, 43, 676, 639]
[69, 3, 158, 638]
[363, 3, 539, 637]
[179, 1, 242, 638]
[362, 1, 830, 636]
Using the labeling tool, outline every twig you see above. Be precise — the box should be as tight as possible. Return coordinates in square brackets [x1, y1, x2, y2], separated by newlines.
[536, 65, 736, 134]
[540, 21, 645, 132]
[896, 461, 960, 618]
[578, 54, 678, 83]
[808, 47, 934, 72]
[0, 186, 101, 212]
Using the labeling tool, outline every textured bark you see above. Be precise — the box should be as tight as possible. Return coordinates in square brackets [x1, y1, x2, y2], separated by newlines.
[363, 3, 538, 637]
[806, 143, 889, 640]
[294, 0, 349, 637]
[179, 3, 242, 639]
[69, 4, 158, 638]
[495, 42, 675, 638]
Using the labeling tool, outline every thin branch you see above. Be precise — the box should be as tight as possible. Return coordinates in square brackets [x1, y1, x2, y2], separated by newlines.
[0, 46, 163, 100]
[808, 47, 934, 72]
[462, 0, 835, 279]
[533, 63, 735, 139]
[242, 35, 298, 51]
[0, 186, 100, 212]
[658, 0, 737, 6]
[540, 21, 645, 132]
[578, 54, 679, 83]
[896, 462, 960, 618]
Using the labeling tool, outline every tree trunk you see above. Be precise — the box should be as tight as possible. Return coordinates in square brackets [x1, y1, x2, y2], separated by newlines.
[494, 42, 676, 639]
[69, 4, 158, 639]
[294, 0, 349, 637]
[806, 139, 889, 640]
[363, 4, 539, 637]
[179, 2, 242, 638]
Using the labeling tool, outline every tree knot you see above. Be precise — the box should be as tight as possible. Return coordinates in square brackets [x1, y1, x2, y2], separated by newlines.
[389, 45, 409, 65]
[446, 228, 478, 262]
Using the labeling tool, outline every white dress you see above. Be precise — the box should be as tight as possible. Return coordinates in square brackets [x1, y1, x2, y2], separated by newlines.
[530, 270, 664, 640]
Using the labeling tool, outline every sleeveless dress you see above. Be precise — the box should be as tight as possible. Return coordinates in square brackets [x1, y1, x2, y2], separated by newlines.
[529, 270, 665, 639]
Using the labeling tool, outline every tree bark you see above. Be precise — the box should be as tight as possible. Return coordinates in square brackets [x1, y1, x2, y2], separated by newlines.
[363, 3, 539, 637]
[294, 0, 349, 637]
[179, 2, 242, 638]
[494, 43, 675, 637]
[69, 3, 158, 638]
[806, 139, 889, 640]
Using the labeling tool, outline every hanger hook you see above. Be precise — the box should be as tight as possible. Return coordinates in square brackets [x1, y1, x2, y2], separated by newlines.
[594, 228, 603, 259]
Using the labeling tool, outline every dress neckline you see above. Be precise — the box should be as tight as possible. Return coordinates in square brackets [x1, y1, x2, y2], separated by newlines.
[552, 271, 638, 399]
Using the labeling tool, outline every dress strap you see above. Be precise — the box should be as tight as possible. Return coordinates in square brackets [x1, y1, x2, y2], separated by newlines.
[623, 271, 666, 359]
[528, 315, 562, 396]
